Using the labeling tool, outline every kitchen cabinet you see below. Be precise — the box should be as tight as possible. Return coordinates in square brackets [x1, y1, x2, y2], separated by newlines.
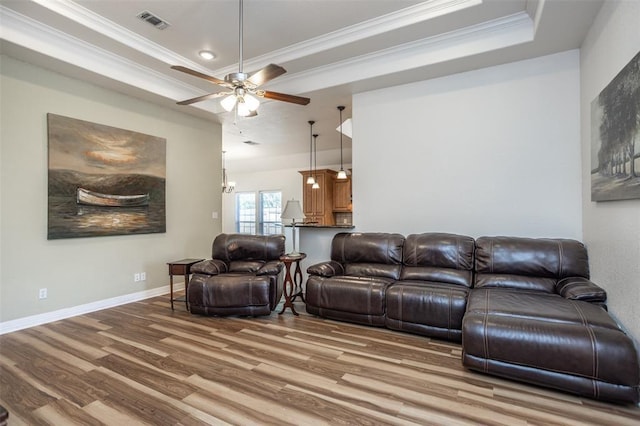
[333, 176, 352, 212]
[299, 169, 337, 225]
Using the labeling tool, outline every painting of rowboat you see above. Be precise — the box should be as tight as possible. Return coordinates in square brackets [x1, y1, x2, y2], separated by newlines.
[76, 188, 150, 207]
[47, 114, 166, 239]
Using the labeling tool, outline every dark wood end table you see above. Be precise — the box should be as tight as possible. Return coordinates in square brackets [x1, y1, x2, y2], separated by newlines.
[167, 258, 204, 310]
[279, 253, 306, 316]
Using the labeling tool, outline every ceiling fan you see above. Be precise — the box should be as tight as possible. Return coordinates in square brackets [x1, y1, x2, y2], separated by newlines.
[172, 0, 310, 117]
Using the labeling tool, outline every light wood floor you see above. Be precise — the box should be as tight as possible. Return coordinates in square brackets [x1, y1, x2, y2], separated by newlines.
[1, 293, 639, 425]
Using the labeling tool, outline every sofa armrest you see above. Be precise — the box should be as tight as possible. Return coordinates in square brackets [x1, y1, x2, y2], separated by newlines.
[257, 261, 283, 276]
[556, 277, 607, 303]
[307, 261, 344, 277]
[191, 259, 227, 275]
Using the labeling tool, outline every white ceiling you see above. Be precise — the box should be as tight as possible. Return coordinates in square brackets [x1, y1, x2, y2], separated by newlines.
[0, 0, 603, 170]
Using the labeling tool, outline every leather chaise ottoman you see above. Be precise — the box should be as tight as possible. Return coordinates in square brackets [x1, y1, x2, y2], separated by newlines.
[463, 288, 640, 404]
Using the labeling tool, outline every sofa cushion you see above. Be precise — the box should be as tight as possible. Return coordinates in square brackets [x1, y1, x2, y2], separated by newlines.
[386, 281, 469, 341]
[229, 260, 265, 273]
[306, 275, 395, 316]
[401, 233, 475, 287]
[212, 233, 285, 262]
[474, 237, 590, 293]
[331, 232, 404, 279]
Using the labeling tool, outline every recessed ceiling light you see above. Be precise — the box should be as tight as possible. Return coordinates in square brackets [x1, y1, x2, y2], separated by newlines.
[199, 50, 216, 60]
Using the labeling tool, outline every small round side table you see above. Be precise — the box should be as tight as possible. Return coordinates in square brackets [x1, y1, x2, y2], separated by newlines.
[279, 253, 306, 316]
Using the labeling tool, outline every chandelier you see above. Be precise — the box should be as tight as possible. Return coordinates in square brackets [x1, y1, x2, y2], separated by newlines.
[221, 151, 235, 193]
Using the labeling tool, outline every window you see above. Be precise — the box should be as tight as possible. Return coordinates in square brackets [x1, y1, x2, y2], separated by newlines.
[235, 191, 282, 235]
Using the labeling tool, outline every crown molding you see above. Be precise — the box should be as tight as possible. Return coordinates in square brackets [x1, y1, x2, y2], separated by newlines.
[265, 12, 533, 95]
[31, 0, 214, 73]
[212, 0, 482, 77]
[30, 0, 482, 81]
[0, 6, 222, 114]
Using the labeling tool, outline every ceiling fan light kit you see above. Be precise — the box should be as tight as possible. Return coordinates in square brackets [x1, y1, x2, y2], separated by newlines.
[172, 0, 310, 115]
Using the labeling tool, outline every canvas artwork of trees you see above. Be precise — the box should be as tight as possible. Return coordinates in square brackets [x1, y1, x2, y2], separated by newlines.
[591, 50, 640, 202]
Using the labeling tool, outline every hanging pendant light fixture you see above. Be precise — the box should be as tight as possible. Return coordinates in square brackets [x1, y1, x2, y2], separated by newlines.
[312, 134, 320, 189]
[336, 106, 347, 179]
[306, 121, 316, 185]
[221, 150, 235, 193]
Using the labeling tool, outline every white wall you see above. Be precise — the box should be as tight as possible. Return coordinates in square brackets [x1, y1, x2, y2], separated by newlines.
[353, 50, 582, 239]
[0, 56, 222, 324]
[580, 0, 640, 343]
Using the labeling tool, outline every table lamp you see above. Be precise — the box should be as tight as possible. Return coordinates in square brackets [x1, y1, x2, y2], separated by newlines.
[281, 199, 305, 255]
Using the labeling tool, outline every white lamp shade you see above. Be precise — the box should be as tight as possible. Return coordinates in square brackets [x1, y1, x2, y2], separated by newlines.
[312, 182, 320, 189]
[337, 169, 348, 179]
[306, 176, 315, 184]
[281, 200, 305, 221]
[220, 94, 237, 112]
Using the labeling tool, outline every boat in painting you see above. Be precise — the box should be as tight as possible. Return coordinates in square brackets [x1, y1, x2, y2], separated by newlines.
[76, 187, 149, 207]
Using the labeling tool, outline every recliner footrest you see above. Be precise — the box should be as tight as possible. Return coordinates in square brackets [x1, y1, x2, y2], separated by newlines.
[188, 274, 271, 316]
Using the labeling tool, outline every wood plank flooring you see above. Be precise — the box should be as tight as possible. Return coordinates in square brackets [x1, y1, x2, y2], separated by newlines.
[1, 293, 639, 425]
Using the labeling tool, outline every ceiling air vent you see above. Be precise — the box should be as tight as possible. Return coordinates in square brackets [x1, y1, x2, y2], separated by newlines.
[243, 141, 259, 146]
[136, 11, 170, 30]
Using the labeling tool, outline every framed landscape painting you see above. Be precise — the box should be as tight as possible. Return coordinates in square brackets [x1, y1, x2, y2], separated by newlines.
[47, 114, 166, 239]
[591, 50, 640, 202]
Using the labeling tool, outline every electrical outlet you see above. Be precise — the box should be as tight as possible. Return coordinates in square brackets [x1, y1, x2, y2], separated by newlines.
[134, 273, 141, 282]
[38, 288, 48, 299]
[140, 272, 146, 281]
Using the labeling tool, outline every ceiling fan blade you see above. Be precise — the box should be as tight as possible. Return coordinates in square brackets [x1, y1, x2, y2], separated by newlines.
[177, 91, 232, 106]
[171, 65, 233, 88]
[261, 90, 310, 105]
[247, 64, 286, 87]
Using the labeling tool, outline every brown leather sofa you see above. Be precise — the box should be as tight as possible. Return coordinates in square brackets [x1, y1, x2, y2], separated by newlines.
[305, 232, 640, 404]
[187, 233, 284, 316]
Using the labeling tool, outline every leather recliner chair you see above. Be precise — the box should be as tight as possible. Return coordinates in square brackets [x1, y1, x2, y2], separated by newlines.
[187, 233, 285, 316]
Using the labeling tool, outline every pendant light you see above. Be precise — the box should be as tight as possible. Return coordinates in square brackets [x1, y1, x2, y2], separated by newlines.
[336, 106, 347, 179]
[312, 134, 320, 189]
[306, 121, 315, 185]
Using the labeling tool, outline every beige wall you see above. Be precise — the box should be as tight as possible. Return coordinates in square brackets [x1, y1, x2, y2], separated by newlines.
[0, 56, 222, 324]
[580, 0, 640, 344]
